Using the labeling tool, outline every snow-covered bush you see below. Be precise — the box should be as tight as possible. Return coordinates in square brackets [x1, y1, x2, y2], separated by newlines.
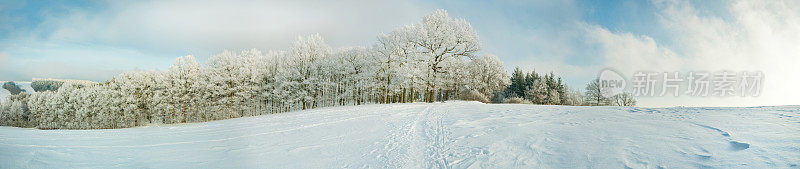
[611, 92, 637, 106]
[503, 97, 532, 104]
[460, 90, 490, 103]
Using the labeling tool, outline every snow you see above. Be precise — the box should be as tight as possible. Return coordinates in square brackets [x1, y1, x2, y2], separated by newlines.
[0, 101, 797, 168]
[0, 88, 9, 102]
[17, 82, 34, 94]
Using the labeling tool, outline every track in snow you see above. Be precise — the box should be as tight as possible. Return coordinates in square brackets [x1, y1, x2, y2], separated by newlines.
[0, 101, 797, 168]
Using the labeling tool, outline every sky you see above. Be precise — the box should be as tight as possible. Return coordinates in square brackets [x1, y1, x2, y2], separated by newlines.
[0, 0, 798, 107]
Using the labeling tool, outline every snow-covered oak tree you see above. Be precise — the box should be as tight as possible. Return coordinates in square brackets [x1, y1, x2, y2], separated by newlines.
[281, 34, 332, 110]
[374, 28, 416, 103]
[468, 54, 510, 99]
[166, 55, 208, 123]
[112, 70, 163, 125]
[333, 47, 377, 105]
[406, 9, 482, 102]
[584, 79, 610, 106]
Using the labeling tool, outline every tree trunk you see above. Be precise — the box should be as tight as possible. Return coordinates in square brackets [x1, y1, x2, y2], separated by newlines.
[410, 87, 414, 103]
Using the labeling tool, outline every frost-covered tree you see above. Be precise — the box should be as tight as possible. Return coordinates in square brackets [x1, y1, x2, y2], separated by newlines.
[580, 79, 638, 106]
[334, 47, 377, 105]
[407, 9, 481, 102]
[208, 51, 270, 118]
[374, 30, 410, 103]
[543, 73, 562, 105]
[112, 71, 163, 125]
[26, 83, 130, 129]
[563, 86, 584, 106]
[468, 54, 510, 99]
[280, 34, 332, 110]
[525, 78, 548, 104]
[0, 92, 30, 127]
[254, 50, 284, 114]
[165, 55, 211, 123]
[441, 56, 471, 100]
[584, 79, 609, 106]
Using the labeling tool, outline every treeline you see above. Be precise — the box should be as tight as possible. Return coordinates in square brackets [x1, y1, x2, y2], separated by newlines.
[0, 9, 637, 129]
[496, 68, 636, 106]
[0, 9, 511, 129]
[498, 68, 583, 105]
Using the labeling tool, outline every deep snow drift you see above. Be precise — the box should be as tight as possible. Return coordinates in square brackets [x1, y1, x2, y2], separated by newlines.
[0, 101, 797, 168]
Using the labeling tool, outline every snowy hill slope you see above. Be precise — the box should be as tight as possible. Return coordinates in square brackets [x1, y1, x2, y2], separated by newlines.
[17, 82, 34, 94]
[0, 101, 797, 168]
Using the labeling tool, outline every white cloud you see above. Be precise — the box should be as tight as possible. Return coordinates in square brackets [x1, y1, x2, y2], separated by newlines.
[583, 24, 682, 76]
[653, 0, 800, 106]
[43, 0, 431, 52]
[577, 0, 800, 107]
[2, 0, 433, 81]
[0, 52, 7, 64]
[581, 23, 690, 107]
[580, 0, 800, 107]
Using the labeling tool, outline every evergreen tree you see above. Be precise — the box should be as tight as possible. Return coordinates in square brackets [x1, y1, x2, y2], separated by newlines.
[507, 67, 526, 98]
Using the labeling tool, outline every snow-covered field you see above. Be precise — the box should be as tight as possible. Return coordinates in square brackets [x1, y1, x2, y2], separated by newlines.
[0, 88, 9, 101]
[0, 101, 797, 168]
